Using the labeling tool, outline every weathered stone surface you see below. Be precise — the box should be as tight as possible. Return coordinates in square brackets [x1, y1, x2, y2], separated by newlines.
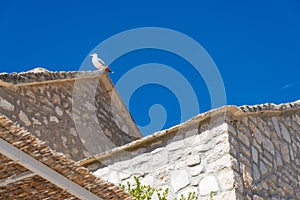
[253, 194, 264, 200]
[184, 135, 200, 147]
[242, 164, 252, 189]
[141, 175, 154, 186]
[275, 150, 283, 166]
[18, 110, 31, 126]
[8, 72, 299, 199]
[83, 101, 300, 200]
[293, 113, 300, 125]
[25, 90, 35, 100]
[184, 129, 198, 139]
[280, 124, 291, 143]
[199, 175, 219, 196]
[252, 146, 258, 163]
[190, 165, 204, 176]
[213, 190, 236, 200]
[237, 130, 250, 147]
[108, 170, 119, 185]
[271, 117, 280, 135]
[32, 117, 42, 125]
[150, 147, 164, 154]
[166, 140, 185, 151]
[49, 115, 59, 123]
[0, 71, 141, 162]
[262, 136, 275, 154]
[185, 155, 201, 167]
[119, 172, 131, 180]
[252, 163, 260, 181]
[218, 170, 234, 191]
[280, 143, 290, 162]
[55, 106, 63, 116]
[171, 169, 190, 192]
[0, 98, 14, 111]
[206, 154, 232, 173]
[259, 161, 267, 175]
[93, 167, 110, 178]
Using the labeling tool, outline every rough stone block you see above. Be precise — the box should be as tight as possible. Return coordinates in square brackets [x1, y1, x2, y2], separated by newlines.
[108, 170, 119, 185]
[252, 163, 260, 181]
[237, 130, 250, 147]
[199, 175, 219, 196]
[279, 124, 291, 143]
[275, 150, 283, 166]
[213, 190, 236, 200]
[119, 172, 131, 180]
[185, 155, 201, 167]
[18, 110, 31, 126]
[184, 129, 198, 139]
[171, 169, 190, 192]
[49, 115, 59, 123]
[190, 165, 204, 176]
[166, 140, 185, 151]
[280, 143, 290, 163]
[259, 161, 267, 175]
[252, 146, 259, 163]
[0, 98, 14, 111]
[262, 136, 275, 155]
[141, 175, 154, 187]
[218, 170, 234, 191]
[55, 106, 63, 116]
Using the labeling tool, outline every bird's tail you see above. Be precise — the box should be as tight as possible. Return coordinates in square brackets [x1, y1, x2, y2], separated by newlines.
[106, 67, 114, 73]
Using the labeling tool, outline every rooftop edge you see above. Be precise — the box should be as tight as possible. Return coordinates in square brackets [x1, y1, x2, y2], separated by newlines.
[0, 68, 103, 85]
[78, 99, 300, 167]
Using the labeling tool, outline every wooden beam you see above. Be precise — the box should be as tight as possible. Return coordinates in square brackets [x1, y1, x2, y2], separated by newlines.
[0, 138, 103, 200]
[0, 171, 35, 187]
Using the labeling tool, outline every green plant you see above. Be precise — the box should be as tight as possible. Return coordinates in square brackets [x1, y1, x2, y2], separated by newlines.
[120, 176, 199, 200]
[120, 176, 168, 200]
[207, 191, 215, 200]
[174, 191, 198, 200]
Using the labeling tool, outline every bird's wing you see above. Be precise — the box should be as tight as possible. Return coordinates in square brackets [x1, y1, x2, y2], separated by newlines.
[97, 58, 106, 66]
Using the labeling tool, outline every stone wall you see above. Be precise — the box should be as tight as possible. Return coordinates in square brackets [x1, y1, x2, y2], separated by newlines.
[228, 108, 300, 199]
[83, 109, 237, 199]
[81, 101, 300, 200]
[0, 69, 141, 161]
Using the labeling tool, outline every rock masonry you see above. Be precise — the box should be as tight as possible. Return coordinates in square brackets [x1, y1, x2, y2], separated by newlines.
[82, 100, 300, 200]
[1, 68, 299, 199]
[0, 69, 141, 161]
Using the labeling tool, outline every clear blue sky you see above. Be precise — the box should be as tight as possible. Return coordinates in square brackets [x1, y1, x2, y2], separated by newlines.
[1, 1, 299, 135]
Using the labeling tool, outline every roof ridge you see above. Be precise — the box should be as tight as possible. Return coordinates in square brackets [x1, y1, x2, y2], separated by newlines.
[0, 70, 103, 85]
[79, 99, 300, 167]
[239, 99, 300, 112]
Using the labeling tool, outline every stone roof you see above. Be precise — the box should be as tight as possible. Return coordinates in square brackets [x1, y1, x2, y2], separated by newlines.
[0, 114, 133, 200]
[79, 99, 300, 167]
[239, 100, 300, 112]
[0, 68, 104, 86]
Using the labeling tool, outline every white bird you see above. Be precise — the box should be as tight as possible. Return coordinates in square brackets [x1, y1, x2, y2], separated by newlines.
[90, 53, 113, 73]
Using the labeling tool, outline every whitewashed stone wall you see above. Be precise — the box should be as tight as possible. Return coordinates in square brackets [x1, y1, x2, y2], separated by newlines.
[92, 112, 236, 199]
[88, 103, 300, 200]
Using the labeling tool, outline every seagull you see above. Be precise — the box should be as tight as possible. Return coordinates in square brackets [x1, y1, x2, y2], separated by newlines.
[90, 53, 113, 73]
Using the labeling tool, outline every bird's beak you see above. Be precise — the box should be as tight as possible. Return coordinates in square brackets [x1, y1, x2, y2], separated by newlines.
[90, 54, 93, 57]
